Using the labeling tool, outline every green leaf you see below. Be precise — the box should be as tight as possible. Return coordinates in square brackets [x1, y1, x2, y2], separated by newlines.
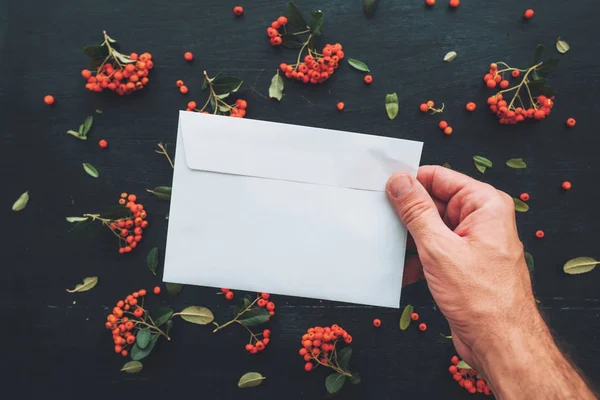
[130, 335, 159, 361]
[440, 333, 453, 339]
[112, 50, 136, 64]
[66, 276, 98, 293]
[88, 58, 105, 70]
[238, 372, 266, 388]
[442, 163, 452, 169]
[337, 347, 352, 370]
[136, 328, 152, 349]
[147, 247, 159, 276]
[385, 93, 399, 120]
[506, 158, 527, 169]
[165, 282, 183, 296]
[68, 218, 94, 233]
[101, 206, 130, 219]
[286, 1, 308, 29]
[82, 163, 99, 178]
[269, 71, 284, 101]
[443, 51, 457, 62]
[347, 58, 370, 72]
[211, 76, 243, 96]
[242, 296, 252, 310]
[556, 38, 570, 54]
[238, 308, 271, 327]
[457, 360, 472, 369]
[475, 163, 486, 173]
[121, 360, 143, 373]
[67, 130, 86, 140]
[12, 191, 29, 211]
[65, 216, 89, 223]
[325, 373, 347, 394]
[537, 58, 560, 76]
[527, 79, 547, 90]
[399, 304, 413, 330]
[153, 307, 173, 327]
[524, 252, 534, 273]
[533, 44, 545, 64]
[166, 320, 173, 335]
[177, 306, 215, 325]
[147, 186, 172, 201]
[83, 45, 108, 58]
[280, 34, 304, 49]
[81, 116, 93, 137]
[563, 257, 600, 275]
[513, 197, 529, 212]
[349, 372, 361, 384]
[363, 0, 379, 16]
[310, 10, 324, 35]
[473, 156, 492, 168]
[95, 109, 103, 114]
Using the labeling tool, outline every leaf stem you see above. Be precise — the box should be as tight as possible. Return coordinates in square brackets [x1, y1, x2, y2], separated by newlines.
[294, 35, 313, 72]
[506, 62, 543, 110]
[154, 142, 174, 169]
[212, 295, 260, 333]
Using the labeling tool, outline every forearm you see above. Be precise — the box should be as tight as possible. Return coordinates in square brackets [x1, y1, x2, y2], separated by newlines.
[477, 313, 595, 400]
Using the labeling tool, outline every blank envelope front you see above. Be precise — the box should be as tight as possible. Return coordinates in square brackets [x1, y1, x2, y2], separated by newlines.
[163, 112, 423, 308]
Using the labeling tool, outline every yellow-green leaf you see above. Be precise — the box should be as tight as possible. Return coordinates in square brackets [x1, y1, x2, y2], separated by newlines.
[348, 58, 370, 72]
[268, 71, 284, 101]
[506, 158, 527, 169]
[12, 191, 29, 211]
[176, 306, 214, 324]
[67, 130, 86, 140]
[475, 163, 486, 173]
[147, 247, 159, 275]
[66, 216, 89, 223]
[443, 51, 457, 62]
[82, 163, 99, 178]
[165, 282, 183, 296]
[513, 197, 529, 212]
[563, 257, 599, 275]
[473, 156, 492, 168]
[121, 361, 143, 373]
[399, 304, 413, 330]
[147, 186, 171, 201]
[457, 360, 472, 369]
[385, 93, 399, 120]
[66, 276, 98, 293]
[556, 38, 570, 54]
[238, 372, 266, 388]
[81, 116, 94, 136]
[442, 163, 452, 169]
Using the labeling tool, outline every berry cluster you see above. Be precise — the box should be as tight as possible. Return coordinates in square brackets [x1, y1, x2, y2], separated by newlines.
[244, 328, 271, 354]
[487, 93, 554, 124]
[278, 43, 345, 84]
[187, 98, 248, 118]
[419, 100, 444, 114]
[81, 54, 153, 95]
[449, 355, 492, 395]
[266, 16, 289, 46]
[111, 193, 149, 254]
[410, 312, 428, 331]
[299, 324, 353, 372]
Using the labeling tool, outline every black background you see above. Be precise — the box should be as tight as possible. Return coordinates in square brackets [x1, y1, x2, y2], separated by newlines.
[2, 0, 600, 398]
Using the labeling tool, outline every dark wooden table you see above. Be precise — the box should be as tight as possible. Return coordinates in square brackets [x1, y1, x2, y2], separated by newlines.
[2, 0, 599, 398]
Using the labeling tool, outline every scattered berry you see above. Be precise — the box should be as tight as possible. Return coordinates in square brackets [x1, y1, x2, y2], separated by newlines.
[153, 286, 161, 294]
[535, 230, 545, 239]
[566, 118, 576, 127]
[225, 291, 234, 300]
[410, 312, 419, 321]
[562, 181, 572, 191]
[418, 323, 427, 331]
[180, 86, 189, 94]
[364, 75, 373, 84]
[420, 103, 429, 112]
[449, 0, 460, 8]
[233, 6, 244, 16]
[176, 80, 184, 87]
[439, 121, 448, 130]
[512, 70, 521, 78]
[188, 101, 197, 110]
[337, 102, 345, 111]
[444, 127, 453, 136]
[499, 80, 509, 89]
[426, 0, 436, 5]
[520, 193, 530, 202]
[98, 139, 108, 149]
[44, 95, 55, 105]
[373, 318, 381, 327]
[451, 355, 459, 365]
[466, 102, 476, 112]
[184, 52, 194, 62]
[524, 9, 534, 19]
[304, 362, 313, 372]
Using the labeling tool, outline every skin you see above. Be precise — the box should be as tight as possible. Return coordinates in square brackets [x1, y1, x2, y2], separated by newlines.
[389, 165, 596, 400]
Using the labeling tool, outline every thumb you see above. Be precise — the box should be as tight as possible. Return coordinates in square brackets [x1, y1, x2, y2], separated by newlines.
[386, 173, 451, 244]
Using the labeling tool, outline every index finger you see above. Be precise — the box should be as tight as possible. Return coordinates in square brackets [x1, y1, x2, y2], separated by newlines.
[416, 165, 485, 202]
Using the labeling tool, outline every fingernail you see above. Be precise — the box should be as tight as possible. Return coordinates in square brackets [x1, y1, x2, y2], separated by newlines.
[387, 174, 413, 199]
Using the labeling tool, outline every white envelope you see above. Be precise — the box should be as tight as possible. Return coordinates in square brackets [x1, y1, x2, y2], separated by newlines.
[163, 112, 423, 308]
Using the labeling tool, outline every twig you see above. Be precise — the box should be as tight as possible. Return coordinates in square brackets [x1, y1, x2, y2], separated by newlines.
[155, 143, 174, 169]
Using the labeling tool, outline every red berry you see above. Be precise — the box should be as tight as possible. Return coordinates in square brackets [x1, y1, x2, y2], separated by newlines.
[98, 139, 108, 149]
[486, 79, 497, 88]
[562, 181, 572, 191]
[535, 230, 545, 239]
[336, 102, 345, 111]
[180, 86, 188, 94]
[153, 286, 161, 294]
[443, 127, 453, 136]
[466, 102, 476, 112]
[426, 0, 435, 6]
[188, 101, 197, 110]
[519, 193, 530, 202]
[438, 121, 448, 130]
[44, 95, 55, 105]
[373, 318, 381, 327]
[524, 9, 534, 19]
[418, 323, 427, 331]
[233, 6, 244, 16]
[449, 0, 460, 8]
[304, 362, 313, 372]
[261, 292, 270, 300]
[363, 75, 373, 84]
[566, 118, 576, 127]
[451, 355, 459, 365]
[419, 103, 429, 112]
[410, 312, 419, 321]
[499, 80, 509, 89]
[512, 70, 520, 78]
[184, 52, 193, 62]
[225, 291, 234, 300]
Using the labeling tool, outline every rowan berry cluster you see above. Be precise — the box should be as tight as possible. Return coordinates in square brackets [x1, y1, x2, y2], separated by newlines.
[187, 98, 248, 118]
[184, 71, 247, 118]
[419, 100, 444, 114]
[112, 193, 149, 254]
[278, 43, 344, 84]
[449, 355, 492, 395]
[81, 32, 153, 96]
[266, 15, 289, 47]
[299, 324, 353, 372]
[105, 289, 169, 357]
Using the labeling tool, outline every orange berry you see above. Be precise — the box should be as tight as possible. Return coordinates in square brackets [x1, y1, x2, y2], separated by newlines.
[410, 312, 419, 321]
[438, 120, 448, 129]
[566, 118, 576, 127]
[512, 70, 520, 78]
[261, 292, 270, 300]
[418, 323, 427, 331]
[499, 80, 509, 89]
[180, 86, 188, 94]
[444, 127, 453, 135]
[304, 362, 313, 372]
[562, 181, 572, 191]
[133, 308, 144, 318]
[373, 318, 381, 327]
[153, 286, 161, 294]
[426, 100, 434, 108]
[336, 102, 345, 111]
[139, 289, 147, 296]
[225, 291, 234, 300]
[419, 104, 428, 112]
[121, 350, 129, 357]
[524, 9, 534, 19]
[535, 230, 545, 239]
[255, 341, 265, 350]
[184, 52, 193, 62]
[233, 6, 244, 16]
[486, 79, 497, 88]
[278, 16, 288, 25]
[176, 80, 184, 87]
[299, 348, 308, 356]
[81, 69, 92, 79]
[263, 329, 271, 338]
[426, 0, 435, 5]
[115, 345, 123, 353]
[98, 139, 108, 149]
[245, 344, 254, 352]
[128, 194, 137, 202]
[520, 193, 530, 202]
[363, 75, 373, 84]
[44, 95, 55, 105]
[449, 0, 459, 7]
[266, 302, 275, 311]
[466, 102, 476, 112]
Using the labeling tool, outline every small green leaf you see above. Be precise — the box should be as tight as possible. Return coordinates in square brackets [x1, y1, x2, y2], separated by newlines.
[82, 163, 99, 178]
[556, 38, 570, 54]
[165, 282, 183, 296]
[269, 71, 284, 101]
[242, 296, 252, 310]
[310, 10, 324, 35]
[95, 109, 103, 114]
[177, 306, 214, 325]
[146, 186, 172, 201]
[211, 76, 243, 96]
[65, 216, 89, 223]
[286, 1, 308, 29]
[68, 218, 94, 233]
[67, 130, 86, 140]
[442, 163, 452, 169]
[325, 373, 347, 394]
[443, 51, 457, 62]
[457, 360, 472, 369]
[81, 116, 93, 137]
[533, 44, 545, 64]
[363, 0, 379, 16]
[337, 347, 352, 370]
[473, 156, 492, 168]
[506, 158, 527, 169]
[563, 257, 599, 275]
[238, 308, 271, 327]
[153, 307, 173, 327]
[147, 247, 159, 276]
[130, 335, 159, 361]
[347, 58, 370, 72]
[112, 50, 136, 64]
[385, 93, 399, 120]
[166, 320, 173, 335]
[349, 372, 361, 384]
[238, 372, 266, 388]
[121, 361, 143, 373]
[537, 58, 560, 76]
[136, 328, 152, 349]
[513, 197, 529, 212]
[399, 304, 413, 330]
[66, 276, 98, 293]
[12, 191, 29, 211]
[524, 252, 534, 273]
[475, 163, 486, 173]
[83, 45, 108, 58]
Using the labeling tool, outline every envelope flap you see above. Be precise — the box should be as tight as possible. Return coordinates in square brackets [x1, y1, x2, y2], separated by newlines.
[179, 111, 423, 191]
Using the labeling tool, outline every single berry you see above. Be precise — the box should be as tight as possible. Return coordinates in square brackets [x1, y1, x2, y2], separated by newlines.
[486, 79, 497, 88]
[466, 102, 476, 112]
[535, 230, 545, 239]
[180, 86, 189, 94]
[566, 118, 576, 127]
[419, 103, 429, 112]
[373, 318, 381, 327]
[524, 9, 534, 19]
[444, 127, 453, 136]
[233, 6, 244, 16]
[451, 355, 459, 365]
[418, 323, 427, 331]
[261, 292, 270, 300]
[364, 75, 373, 84]
[410, 312, 419, 321]
[336, 102, 345, 111]
[44, 95, 55, 105]
[153, 286, 161, 295]
[176, 80, 184, 87]
[304, 362, 313, 372]
[562, 181, 572, 191]
[98, 139, 108, 149]
[81, 69, 92, 79]
[188, 101, 197, 110]
[520, 193, 530, 202]
[184, 52, 193, 62]
[449, 0, 460, 8]
[278, 16, 288, 25]
[512, 70, 520, 78]
[426, 0, 436, 5]
[426, 100, 434, 108]
[225, 291, 234, 300]
[439, 121, 448, 129]
[499, 80, 509, 89]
